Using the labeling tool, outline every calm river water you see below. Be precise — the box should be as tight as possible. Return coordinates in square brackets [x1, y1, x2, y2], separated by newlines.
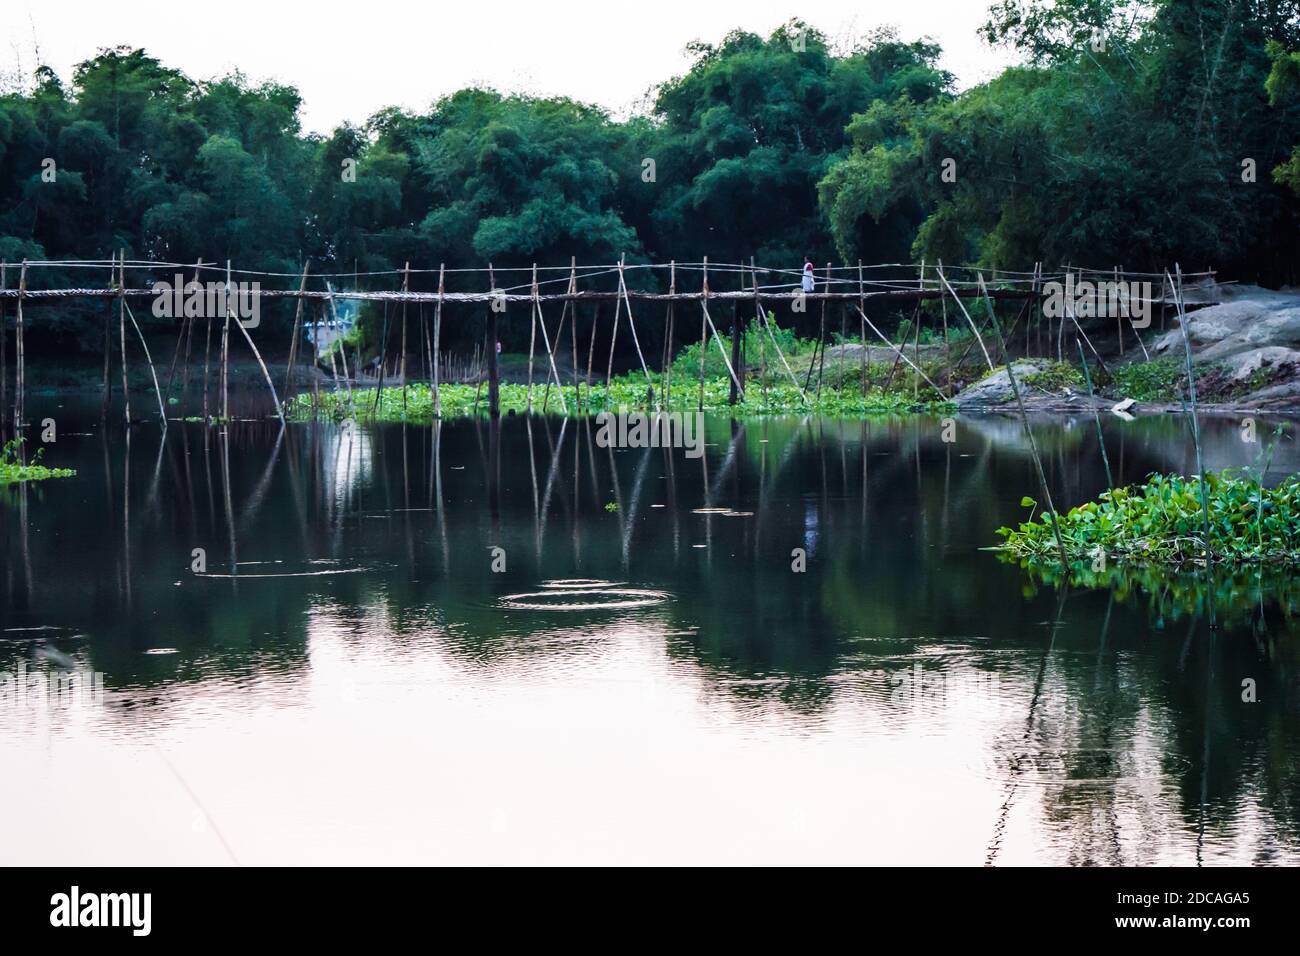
[2, 398, 1298, 865]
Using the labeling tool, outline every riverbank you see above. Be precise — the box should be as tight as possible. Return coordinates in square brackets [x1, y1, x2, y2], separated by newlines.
[289, 374, 952, 421]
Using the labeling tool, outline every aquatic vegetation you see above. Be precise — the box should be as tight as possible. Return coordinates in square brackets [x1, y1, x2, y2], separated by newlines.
[1022, 361, 1084, 392]
[0, 439, 76, 485]
[1107, 357, 1184, 401]
[998, 471, 1300, 565]
[289, 372, 953, 423]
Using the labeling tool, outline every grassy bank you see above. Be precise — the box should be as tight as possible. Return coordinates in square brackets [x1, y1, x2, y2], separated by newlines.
[289, 372, 954, 422]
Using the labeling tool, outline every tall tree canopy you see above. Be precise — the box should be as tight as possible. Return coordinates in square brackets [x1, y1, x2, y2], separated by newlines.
[817, 0, 1300, 282]
[1, 5, 1298, 351]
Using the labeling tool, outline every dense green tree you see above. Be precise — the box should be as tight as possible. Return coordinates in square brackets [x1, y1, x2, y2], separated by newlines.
[647, 21, 951, 267]
[819, 0, 1300, 282]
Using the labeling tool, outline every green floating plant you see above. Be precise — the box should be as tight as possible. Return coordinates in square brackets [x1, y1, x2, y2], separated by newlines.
[0, 438, 76, 485]
[997, 469, 1300, 566]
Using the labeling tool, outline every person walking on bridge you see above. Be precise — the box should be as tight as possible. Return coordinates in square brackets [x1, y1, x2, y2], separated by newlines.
[801, 257, 815, 293]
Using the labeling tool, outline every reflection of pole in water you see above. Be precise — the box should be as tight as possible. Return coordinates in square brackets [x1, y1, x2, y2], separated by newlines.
[122, 429, 133, 606]
[146, 424, 166, 513]
[527, 416, 540, 559]
[488, 416, 501, 527]
[572, 416, 582, 567]
[706, 421, 745, 505]
[220, 427, 237, 592]
[622, 444, 654, 568]
[940, 438, 951, 557]
[202, 427, 216, 531]
[281, 425, 310, 548]
[239, 424, 284, 532]
[1196, 626, 1216, 867]
[179, 424, 196, 537]
[1094, 590, 1114, 691]
[402, 423, 414, 572]
[432, 420, 449, 572]
[665, 442, 680, 562]
[539, 418, 569, 562]
[19, 477, 33, 605]
[985, 583, 1070, 866]
[604, 428, 627, 567]
[860, 420, 868, 533]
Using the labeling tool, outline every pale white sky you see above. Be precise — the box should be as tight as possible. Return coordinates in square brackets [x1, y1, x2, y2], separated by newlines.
[3, 0, 1016, 133]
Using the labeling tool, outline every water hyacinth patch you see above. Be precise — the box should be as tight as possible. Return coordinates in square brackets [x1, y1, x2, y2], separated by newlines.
[997, 471, 1300, 565]
[0, 439, 76, 486]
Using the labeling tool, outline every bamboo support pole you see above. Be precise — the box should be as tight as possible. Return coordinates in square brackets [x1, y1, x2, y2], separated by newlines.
[753, 256, 807, 403]
[14, 260, 26, 443]
[373, 301, 390, 417]
[606, 254, 624, 390]
[543, 262, 573, 414]
[120, 253, 132, 424]
[283, 261, 311, 400]
[487, 263, 500, 418]
[0, 261, 7, 440]
[1075, 336, 1113, 490]
[162, 258, 202, 409]
[755, 263, 767, 408]
[729, 297, 742, 407]
[567, 258, 578, 413]
[1170, 264, 1214, 575]
[700, 299, 745, 401]
[161, 308, 192, 410]
[527, 263, 539, 411]
[616, 256, 656, 404]
[533, 276, 565, 408]
[585, 302, 598, 412]
[231, 305, 285, 424]
[122, 297, 166, 424]
[857, 260, 867, 396]
[977, 274, 1069, 572]
[663, 260, 675, 410]
[1057, 265, 1069, 361]
[815, 261, 830, 402]
[838, 299, 846, 395]
[936, 261, 993, 370]
[913, 260, 925, 400]
[544, 301, 566, 415]
[942, 267, 951, 395]
[326, 281, 355, 414]
[103, 257, 115, 419]
[1115, 265, 1124, 356]
[401, 261, 409, 416]
[698, 258, 708, 412]
[325, 304, 344, 405]
[854, 306, 944, 396]
[433, 263, 444, 418]
[421, 301, 431, 393]
[220, 260, 231, 424]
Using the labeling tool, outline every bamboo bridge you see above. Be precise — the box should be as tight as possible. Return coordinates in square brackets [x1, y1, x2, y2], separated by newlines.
[0, 256, 1217, 428]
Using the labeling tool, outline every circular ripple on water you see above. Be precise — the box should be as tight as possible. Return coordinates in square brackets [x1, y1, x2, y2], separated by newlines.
[500, 578, 670, 612]
[539, 578, 623, 590]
